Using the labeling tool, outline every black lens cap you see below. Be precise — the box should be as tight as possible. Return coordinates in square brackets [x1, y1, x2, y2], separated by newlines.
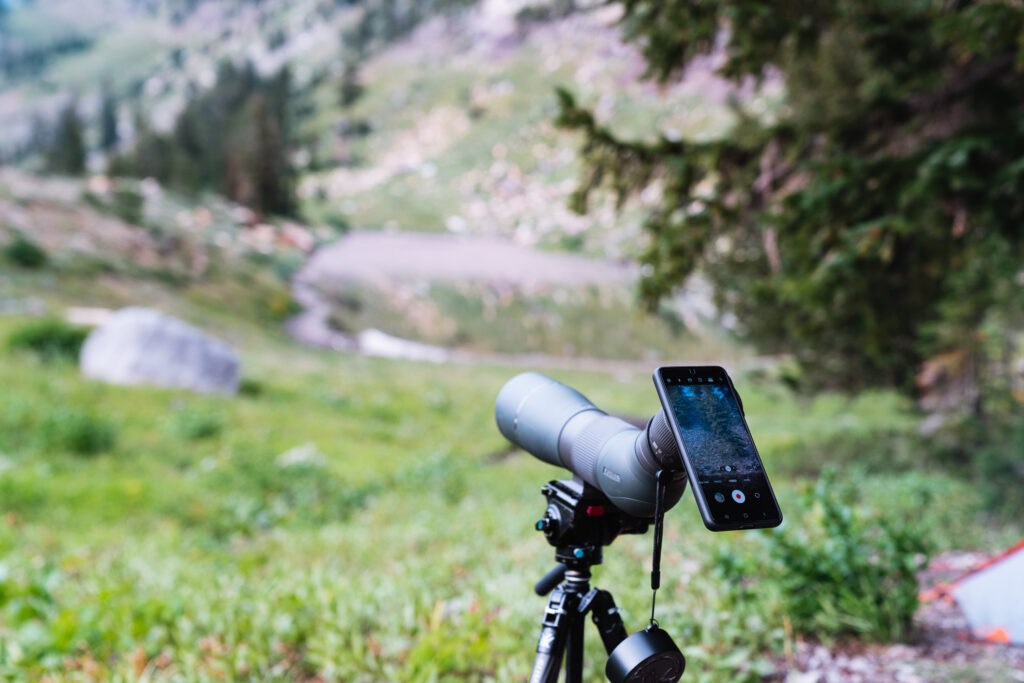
[606, 626, 685, 683]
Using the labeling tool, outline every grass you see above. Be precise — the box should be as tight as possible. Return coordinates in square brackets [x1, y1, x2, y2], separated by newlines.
[0, 310, 1018, 681]
[324, 280, 738, 362]
[5, 317, 87, 362]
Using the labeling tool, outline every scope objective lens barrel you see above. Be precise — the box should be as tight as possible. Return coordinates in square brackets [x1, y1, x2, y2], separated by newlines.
[495, 372, 686, 517]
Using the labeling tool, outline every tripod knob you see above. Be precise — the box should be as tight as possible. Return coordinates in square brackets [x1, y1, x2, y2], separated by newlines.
[536, 503, 563, 540]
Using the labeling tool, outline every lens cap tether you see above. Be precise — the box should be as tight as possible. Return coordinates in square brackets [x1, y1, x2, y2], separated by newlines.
[605, 469, 686, 683]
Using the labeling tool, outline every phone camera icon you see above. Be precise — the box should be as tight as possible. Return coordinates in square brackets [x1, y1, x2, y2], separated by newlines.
[731, 490, 746, 504]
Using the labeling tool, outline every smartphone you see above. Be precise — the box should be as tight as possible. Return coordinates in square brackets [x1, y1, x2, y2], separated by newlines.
[653, 366, 782, 531]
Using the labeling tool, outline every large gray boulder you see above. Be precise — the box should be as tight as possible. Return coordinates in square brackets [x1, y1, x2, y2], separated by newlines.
[80, 307, 239, 395]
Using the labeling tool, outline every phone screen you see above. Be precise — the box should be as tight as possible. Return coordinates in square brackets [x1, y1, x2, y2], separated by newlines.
[656, 366, 781, 529]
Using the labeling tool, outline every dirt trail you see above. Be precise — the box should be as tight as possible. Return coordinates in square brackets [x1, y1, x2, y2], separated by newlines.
[287, 230, 667, 372]
[295, 229, 634, 288]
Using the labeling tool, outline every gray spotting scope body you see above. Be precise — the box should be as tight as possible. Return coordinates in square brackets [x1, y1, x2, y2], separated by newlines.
[495, 372, 687, 518]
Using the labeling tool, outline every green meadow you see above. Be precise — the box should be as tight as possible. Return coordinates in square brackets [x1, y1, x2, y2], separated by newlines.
[0, 312, 1018, 682]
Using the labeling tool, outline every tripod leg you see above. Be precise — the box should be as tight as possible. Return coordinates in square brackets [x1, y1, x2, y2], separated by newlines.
[529, 586, 573, 683]
[587, 589, 628, 654]
[564, 609, 585, 683]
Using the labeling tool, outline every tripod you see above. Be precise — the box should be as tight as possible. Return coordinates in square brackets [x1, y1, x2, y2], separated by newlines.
[530, 549, 629, 683]
[528, 479, 648, 683]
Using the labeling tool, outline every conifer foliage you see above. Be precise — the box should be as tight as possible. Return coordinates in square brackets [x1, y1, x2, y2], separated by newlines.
[558, 1, 1024, 391]
[111, 61, 296, 217]
[99, 87, 119, 152]
[45, 101, 86, 175]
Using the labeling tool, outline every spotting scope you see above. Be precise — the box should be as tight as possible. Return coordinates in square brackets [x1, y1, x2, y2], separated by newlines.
[495, 372, 687, 517]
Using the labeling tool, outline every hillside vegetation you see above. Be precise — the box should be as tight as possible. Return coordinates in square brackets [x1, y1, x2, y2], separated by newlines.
[1, 0, 774, 359]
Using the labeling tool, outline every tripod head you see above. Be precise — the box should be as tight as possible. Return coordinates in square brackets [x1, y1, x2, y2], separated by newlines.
[536, 478, 652, 566]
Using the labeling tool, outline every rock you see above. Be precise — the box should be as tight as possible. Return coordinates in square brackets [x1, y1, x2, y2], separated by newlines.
[357, 328, 450, 363]
[66, 306, 112, 327]
[276, 443, 327, 468]
[80, 307, 239, 395]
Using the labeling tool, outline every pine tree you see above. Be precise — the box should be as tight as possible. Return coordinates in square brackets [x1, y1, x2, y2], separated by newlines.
[109, 61, 297, 217]
[46, 101, 86, 175]
[339, 61, 364, 108]
[251, 92, 295, 216]
[558, 1, 1024, 393]
[99, 87, 119, 151]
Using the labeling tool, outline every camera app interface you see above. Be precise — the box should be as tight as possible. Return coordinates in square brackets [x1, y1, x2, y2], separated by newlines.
[664, 371, 778, 524]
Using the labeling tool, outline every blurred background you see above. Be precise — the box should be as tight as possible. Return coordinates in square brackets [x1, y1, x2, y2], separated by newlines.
[0, 0, 1022, 680]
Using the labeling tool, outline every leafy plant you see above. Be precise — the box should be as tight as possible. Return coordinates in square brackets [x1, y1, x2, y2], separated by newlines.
[6, 318, 89, 362]
[3, 234, 48, 269]
[39, 408, 117, 456]
[927, 409, 1024, 519]
[238, 377, 265, 397]
[167, 409, 223, 440]
[753, 470, 931, 643]
[111, 187, 145, 224]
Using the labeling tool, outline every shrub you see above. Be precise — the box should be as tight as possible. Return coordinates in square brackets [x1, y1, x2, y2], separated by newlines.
[322, 208, 351, 233]
[238, 377, 264, 397]
[111, 187, 145, 225]
[928, 410, 1024, 518]
[39, 408, 117, 456]
[80, 190, 106, 210]
[3, 234, 48, 269]
[766, 470, 931, 642]
[711, 470, 932, 647]
[974, 417, 1024, 517]
[7, 319, 89, 362]
[167, 410, 223, 440]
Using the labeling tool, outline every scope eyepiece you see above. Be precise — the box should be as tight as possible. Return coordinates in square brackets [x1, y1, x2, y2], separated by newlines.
[495, 372, 686, 518]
